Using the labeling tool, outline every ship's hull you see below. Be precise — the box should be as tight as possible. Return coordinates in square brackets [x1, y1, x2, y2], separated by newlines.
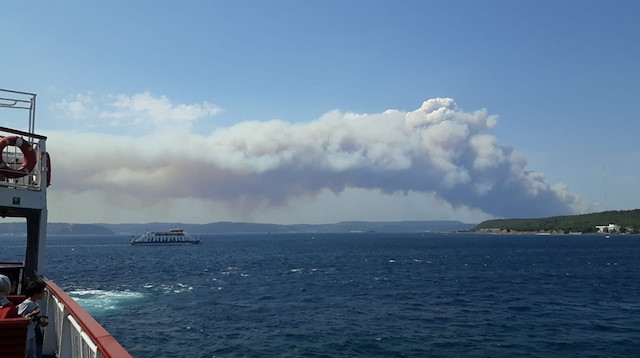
[130, 241, 201, 245]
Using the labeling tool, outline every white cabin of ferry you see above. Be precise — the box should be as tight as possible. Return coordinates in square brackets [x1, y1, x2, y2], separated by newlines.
[131, 228, 201, 245]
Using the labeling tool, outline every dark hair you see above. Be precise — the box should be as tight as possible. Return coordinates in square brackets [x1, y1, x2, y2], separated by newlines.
[24, 280, 46, 298]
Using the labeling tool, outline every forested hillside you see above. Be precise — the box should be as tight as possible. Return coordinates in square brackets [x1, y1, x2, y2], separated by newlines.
[473, 209, 640, 233]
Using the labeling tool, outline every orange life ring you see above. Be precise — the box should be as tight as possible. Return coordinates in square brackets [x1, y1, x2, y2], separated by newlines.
[0, 136, 37, 178]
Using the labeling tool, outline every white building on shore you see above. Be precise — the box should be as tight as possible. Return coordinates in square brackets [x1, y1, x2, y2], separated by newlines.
[595, 223, 620, 233]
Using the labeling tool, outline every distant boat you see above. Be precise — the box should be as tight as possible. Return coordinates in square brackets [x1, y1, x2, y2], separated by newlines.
[605, 235, 610, 240]
[130, 228, 201, 245]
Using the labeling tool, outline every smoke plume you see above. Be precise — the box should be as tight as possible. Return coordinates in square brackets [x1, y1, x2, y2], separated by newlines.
[49, 95, 581, 221]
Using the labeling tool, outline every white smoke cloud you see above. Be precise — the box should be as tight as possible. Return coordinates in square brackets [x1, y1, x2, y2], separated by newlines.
[46, 93, 582, 223]
[54, 91, 221, 130]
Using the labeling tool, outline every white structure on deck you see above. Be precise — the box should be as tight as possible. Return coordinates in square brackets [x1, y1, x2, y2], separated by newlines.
[0, 88, 131, 358]
[595, 223, 620, 233]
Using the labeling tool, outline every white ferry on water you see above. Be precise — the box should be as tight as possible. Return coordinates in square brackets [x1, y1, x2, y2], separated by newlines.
[0, 88, 132, 357]
[130, 228, 201, 245]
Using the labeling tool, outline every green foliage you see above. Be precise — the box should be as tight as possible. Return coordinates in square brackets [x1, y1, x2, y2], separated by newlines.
[472, 209, 640, 233]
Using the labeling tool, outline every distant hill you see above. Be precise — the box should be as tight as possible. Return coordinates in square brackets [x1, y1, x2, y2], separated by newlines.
[49, 223, 115, 235]
[101, 220, 475, 235]
[0, 220, 474, 235]
[286, 221, 476, 233]
[0, 222, 115, 235]
[472, 209, 640, 233]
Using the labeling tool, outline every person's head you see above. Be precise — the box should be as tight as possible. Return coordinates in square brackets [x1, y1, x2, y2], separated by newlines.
[24, 280, 46, 300]
[4, 272, 18, 294]
[0, 274, 11, 306]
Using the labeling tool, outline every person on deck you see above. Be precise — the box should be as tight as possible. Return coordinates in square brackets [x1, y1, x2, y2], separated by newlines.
[18, 280, 49, 358]
[0, 274, 19, 318]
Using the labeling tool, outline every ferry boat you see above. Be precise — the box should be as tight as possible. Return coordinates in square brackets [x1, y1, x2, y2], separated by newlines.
[130, 228, 201, 245]
[0, 88, 132, 357]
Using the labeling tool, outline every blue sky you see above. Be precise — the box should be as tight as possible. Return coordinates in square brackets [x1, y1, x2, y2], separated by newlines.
[2, 1, 639, 224]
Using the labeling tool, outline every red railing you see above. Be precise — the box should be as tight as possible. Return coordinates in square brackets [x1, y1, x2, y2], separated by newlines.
[44, 280, 132, 358]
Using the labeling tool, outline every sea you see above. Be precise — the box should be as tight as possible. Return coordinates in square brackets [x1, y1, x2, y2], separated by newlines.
[3, 232, 640, 357]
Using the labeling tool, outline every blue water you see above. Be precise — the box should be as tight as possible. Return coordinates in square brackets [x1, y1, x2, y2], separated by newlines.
[4, 233, 640, 357]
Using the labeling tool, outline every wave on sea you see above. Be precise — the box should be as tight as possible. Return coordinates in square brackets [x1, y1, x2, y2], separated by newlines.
[68, 289, 145, 315]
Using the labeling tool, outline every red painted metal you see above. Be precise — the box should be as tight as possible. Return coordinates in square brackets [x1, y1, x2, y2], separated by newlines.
[44, 280, 132, 358]
[0, 317, 29, 357]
